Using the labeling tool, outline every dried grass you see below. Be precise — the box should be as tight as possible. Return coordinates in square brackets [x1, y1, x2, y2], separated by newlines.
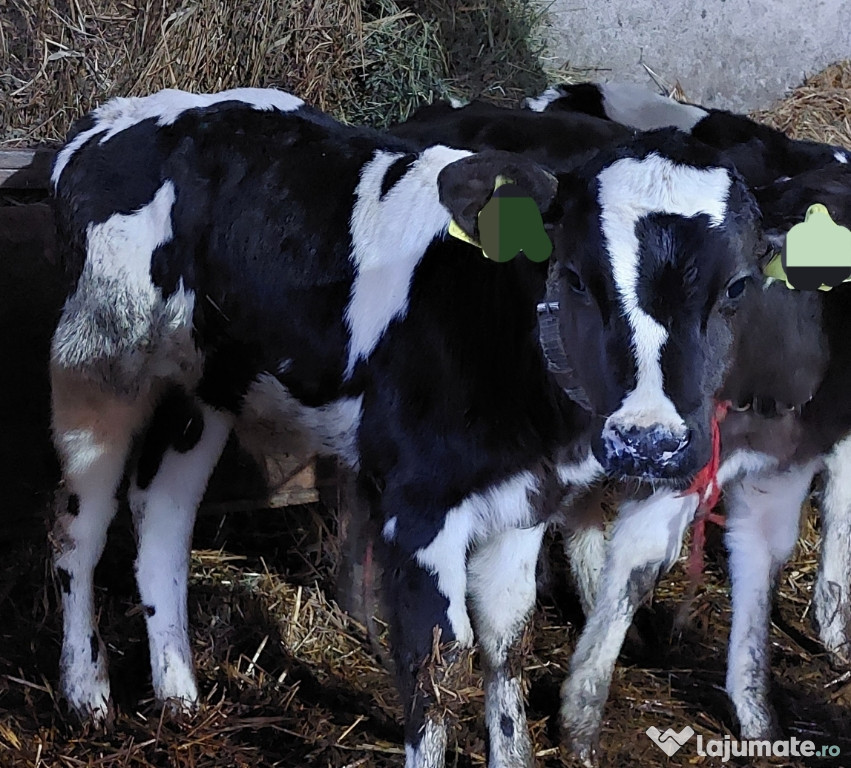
[752, 60, 851, 150]
[0, 0, 560, 146]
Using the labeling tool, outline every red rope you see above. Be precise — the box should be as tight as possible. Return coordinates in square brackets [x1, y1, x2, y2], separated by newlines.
[683, 400, 729, 585]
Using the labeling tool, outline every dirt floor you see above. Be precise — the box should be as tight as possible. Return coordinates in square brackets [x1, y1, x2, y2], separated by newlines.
[1, 498, 851, 768]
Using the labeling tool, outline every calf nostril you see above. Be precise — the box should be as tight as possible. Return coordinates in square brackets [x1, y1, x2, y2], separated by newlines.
[655, 434, 683, 454]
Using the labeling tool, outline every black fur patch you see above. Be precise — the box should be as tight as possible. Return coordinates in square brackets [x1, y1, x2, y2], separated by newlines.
[545, 83, 608, 120]
[67, 494, 80, 517]
[380, 153, 417, 198]
[57, 567, 72, 594]
[500, 713, 514, 739]
[136, 389, 205, 490]
[90, 633, 99, 663]
[143, 604, 156, 617]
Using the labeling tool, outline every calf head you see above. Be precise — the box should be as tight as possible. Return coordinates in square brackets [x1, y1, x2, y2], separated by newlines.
[554, 132, 763, 481]
[438, 133, 763, 484]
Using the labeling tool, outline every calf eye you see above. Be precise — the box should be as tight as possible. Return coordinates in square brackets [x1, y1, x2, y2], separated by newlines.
[561, 266, 586, 295]
[726, 276, 749, 300]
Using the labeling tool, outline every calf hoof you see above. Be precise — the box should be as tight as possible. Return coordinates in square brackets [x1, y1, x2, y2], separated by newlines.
[813, 614, 851, 669]
[60, 641, 114, 726]
[152, 653, 199, 713]
[162, 694, 199, 717]
[560, 675, 606, 766]
[561, 737, 599, 768]
[63, 679, 114, 727]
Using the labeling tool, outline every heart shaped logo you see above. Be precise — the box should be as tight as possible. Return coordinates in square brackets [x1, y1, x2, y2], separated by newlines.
[646, 725, 695, 756]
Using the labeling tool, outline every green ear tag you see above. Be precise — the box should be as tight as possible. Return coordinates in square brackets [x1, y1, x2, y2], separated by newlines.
[780, 203, 851, 291]
[448, 175, 553, 263]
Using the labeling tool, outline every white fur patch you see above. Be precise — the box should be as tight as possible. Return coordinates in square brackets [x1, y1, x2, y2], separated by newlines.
[557, 452, 605, 487]
[835, 150, 849, 164]
[598, 154, 731, 433]
[523, 86, 565, 112]
[345, 145, 472, 377]
[405, 718, 448, 768]
[383, 515, 398, 541]
[53, 88, 304, 187]
[416, 508, 476, 646]
[600, 82, 708, 132]
[414, 472, 539, 647]
[130, 405, 233, 705]
[717, 448, 779, 487]
[564, 523, 607, 616]
[468, 524, 545, 662]
[238, 374, 362, 468]
[86, 181, 175, 290]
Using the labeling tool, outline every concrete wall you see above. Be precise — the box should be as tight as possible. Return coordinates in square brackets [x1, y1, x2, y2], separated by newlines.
[542, 0, 851, 112]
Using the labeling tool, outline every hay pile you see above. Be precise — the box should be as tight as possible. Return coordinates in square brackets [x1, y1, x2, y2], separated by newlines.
[753, 60, 851, 149]
[0, 0, 552, 146]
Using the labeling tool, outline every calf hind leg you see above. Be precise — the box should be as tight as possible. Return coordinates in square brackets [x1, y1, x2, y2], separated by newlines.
[129, 392, 233, 709]
[51, 368, 149, 722]
[468, 524, 546, 768]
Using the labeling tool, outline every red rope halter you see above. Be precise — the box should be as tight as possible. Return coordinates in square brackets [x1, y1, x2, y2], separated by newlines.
[683, 400, 729, 584]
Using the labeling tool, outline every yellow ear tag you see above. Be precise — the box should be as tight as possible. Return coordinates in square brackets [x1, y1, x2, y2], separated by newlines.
[448, 176, 515, 259]
[448, 218, 481, 249]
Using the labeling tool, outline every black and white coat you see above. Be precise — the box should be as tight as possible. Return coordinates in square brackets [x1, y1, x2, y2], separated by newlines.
[50, 87, 761, 768]
[527, 81, 851, 763]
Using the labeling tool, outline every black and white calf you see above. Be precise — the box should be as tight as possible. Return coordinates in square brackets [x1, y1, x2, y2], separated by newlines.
[50, 87, 761, 767]
[529, 81, 851, 762]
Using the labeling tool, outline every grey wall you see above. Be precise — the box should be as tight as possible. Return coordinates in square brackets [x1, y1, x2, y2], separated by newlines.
[542, 0, 851, 111]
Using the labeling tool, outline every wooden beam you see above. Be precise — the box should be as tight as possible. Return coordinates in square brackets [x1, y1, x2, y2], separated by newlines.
[0, 148, 56, 190]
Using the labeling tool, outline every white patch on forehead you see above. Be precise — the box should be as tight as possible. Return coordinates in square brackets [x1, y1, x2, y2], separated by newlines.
[598, 153, 731, 430]
[344, 144, 472, 377]
[523, 86, 565, 112]
[600, 82, 708, 132]
[52, 87, 304, 187]
[86, 181, 175, 290]
[835, 150, 849, 164]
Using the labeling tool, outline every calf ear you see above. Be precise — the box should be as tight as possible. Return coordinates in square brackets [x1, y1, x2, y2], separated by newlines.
[438, 150, 558, 242]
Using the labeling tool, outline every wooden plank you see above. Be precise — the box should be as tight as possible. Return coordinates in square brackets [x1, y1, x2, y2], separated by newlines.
[0, 148, 56, 190]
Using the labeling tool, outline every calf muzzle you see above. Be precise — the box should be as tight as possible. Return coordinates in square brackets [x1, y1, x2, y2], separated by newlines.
[602, 423, 692, 478]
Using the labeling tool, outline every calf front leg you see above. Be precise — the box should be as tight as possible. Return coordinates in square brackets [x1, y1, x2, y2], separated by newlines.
[50, 369, 149, 723]
[725, 462, 817, 739]
[814, 436, 851, 666]
[384, 508, 475, 768]
[468, 524, 546, 768]
[560, 489, 698, 765]
[129, 397, 232, 709]
[562, 487, 607, 617]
